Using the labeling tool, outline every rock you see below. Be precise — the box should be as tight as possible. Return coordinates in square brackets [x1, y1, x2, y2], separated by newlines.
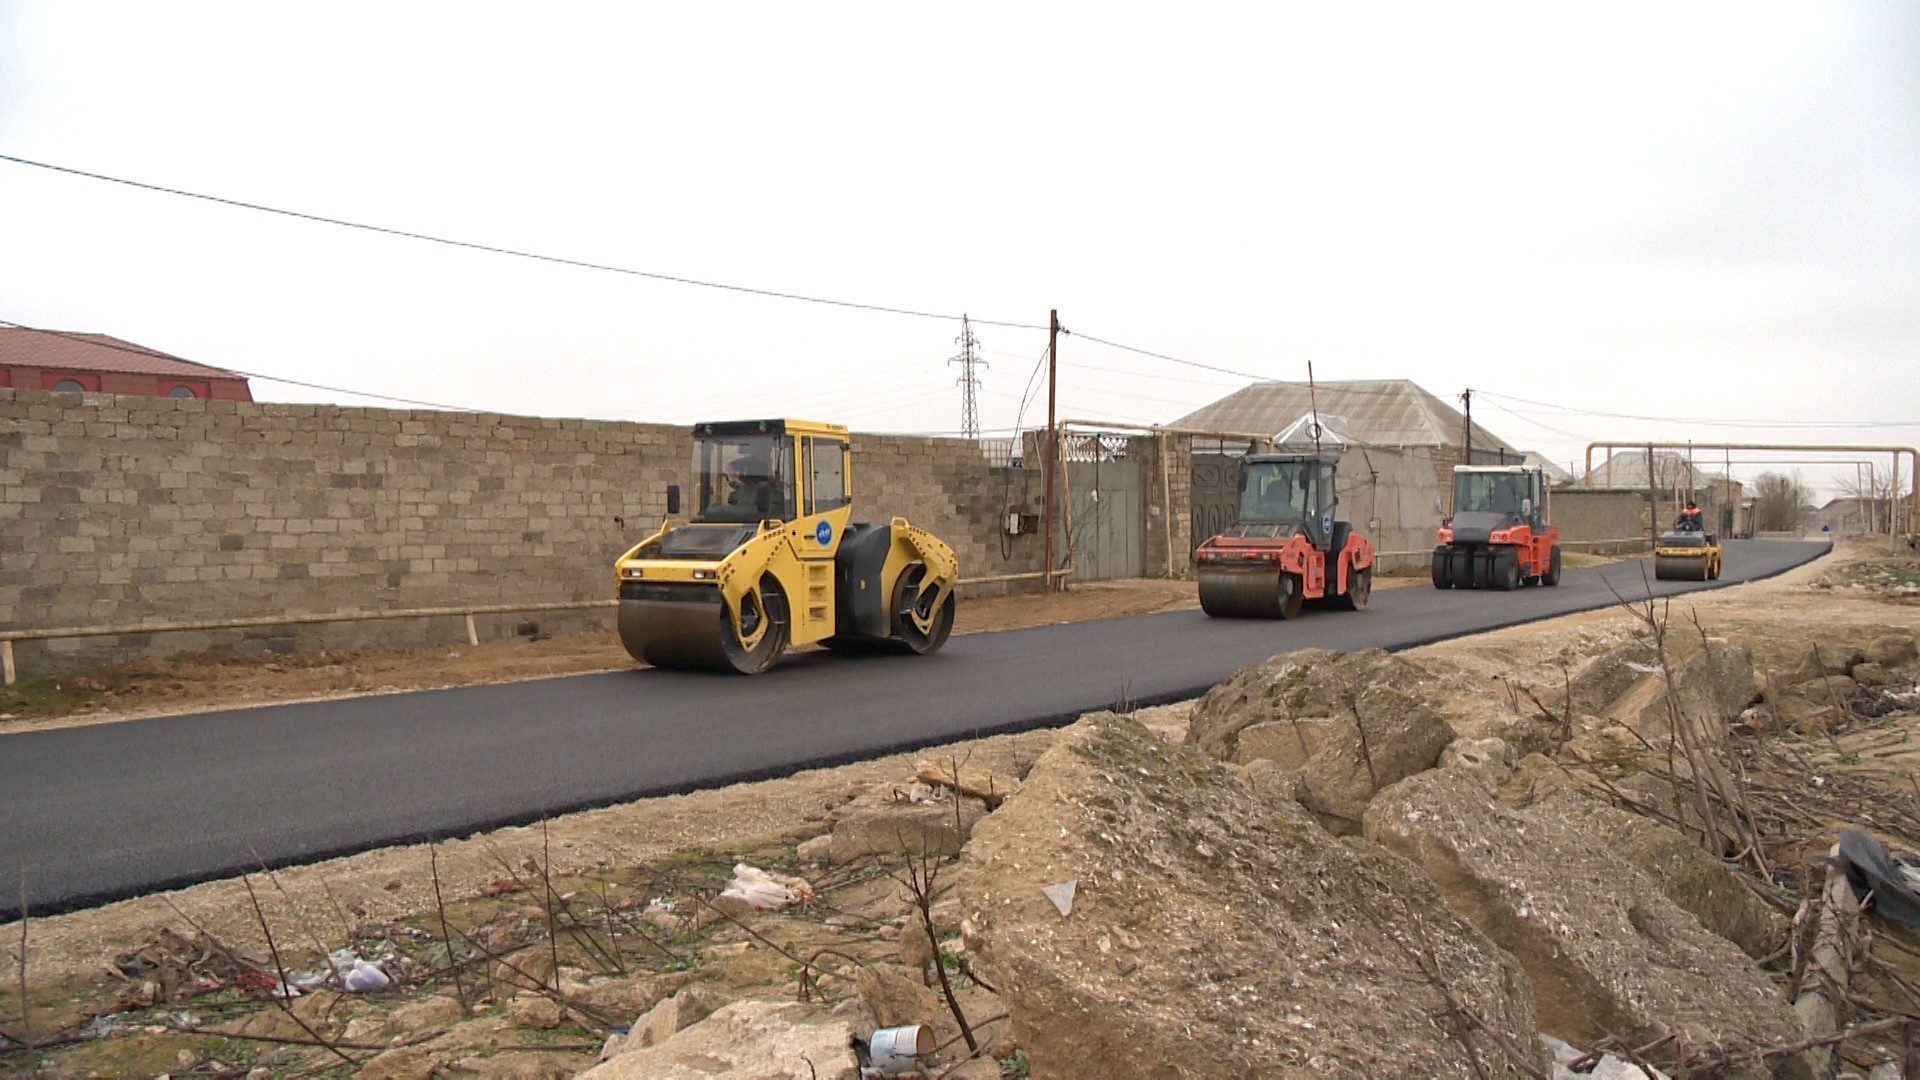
[964, 712, 1543, 1079]
[1440, 736, 1517, 789]
[897, 920, 936, 972]
[1231, 717, 1333, 767]
[1785, 642, 1865, 684]
[387, 993, 466, 1031]
[1365, 768, 1804, 1058]
[357, 1045, 441, 1080]
[342, 1015, 387, 1043]
[942, 1059, 1003, 1080]
[1234, 757, 1305, 806]
[856, 963, 942, 1030]
[916, 755, 1023, 808]
[578, 999, 857, 1079]
[1607, 640, 1759, 744]
[451, 1050, 595, 1079]
[1296, 684, 1454, 828]
[1769, 674, 1861, 733]
[1496, 752, 1576, 808]
[1566, 638, 1659, 717]
[490, 949, 557, 994]
[1852, 662, 1895, 688]
[622, 983, 726, 1052]
[575, 971, 694, 1023]
[1530, 790, 1785, 958]
[795, 834, 833, 862]
[511, 995, 565, 1029]
[1186, 648, 1434, 763]
[1866, 634, 1917, 667]
[830, 787, 987, 861]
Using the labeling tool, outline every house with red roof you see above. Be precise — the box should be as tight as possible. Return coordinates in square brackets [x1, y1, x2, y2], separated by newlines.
[0, 327, 251, 401]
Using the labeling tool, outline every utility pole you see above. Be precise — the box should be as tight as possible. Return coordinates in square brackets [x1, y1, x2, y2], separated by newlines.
[1461, 388, 1473, 466]
[1647, 443, 1659, 551]
[948, 315, 985, 439]
[1043, 310, 1060, 592]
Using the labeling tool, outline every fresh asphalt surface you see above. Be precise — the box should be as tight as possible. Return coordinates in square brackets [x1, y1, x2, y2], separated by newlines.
[1, 539, 1828, 916]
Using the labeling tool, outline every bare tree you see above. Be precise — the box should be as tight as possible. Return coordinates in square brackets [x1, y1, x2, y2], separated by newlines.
[1832, 469, 1898, 534]
[1751, 471, 1812, 532]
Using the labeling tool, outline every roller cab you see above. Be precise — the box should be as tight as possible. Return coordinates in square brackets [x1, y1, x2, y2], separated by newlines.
[613, 419, 957, 674]
[1195, 454, 1375, 619]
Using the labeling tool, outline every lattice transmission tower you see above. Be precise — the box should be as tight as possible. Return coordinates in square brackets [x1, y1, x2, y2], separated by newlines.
[949, 315, 986, 439]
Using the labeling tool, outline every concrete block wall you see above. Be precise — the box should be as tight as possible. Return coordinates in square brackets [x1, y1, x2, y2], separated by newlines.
[0, 389, 1045, 676]
[1548, 489, 1650, 552]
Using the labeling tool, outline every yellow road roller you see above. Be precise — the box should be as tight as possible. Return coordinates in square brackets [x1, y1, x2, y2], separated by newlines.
[1653, 526, 1722, 582]
[613, 419, 959, 673]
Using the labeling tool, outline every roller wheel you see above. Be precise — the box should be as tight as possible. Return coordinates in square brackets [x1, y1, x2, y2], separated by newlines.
[1709, 553, 1722, 580]
[1432, 550, 1452, 589]
[1495, 550, 1521, 591]
[891, 562, 955, 655]
[1336, 565, 1372, 611]
[718, 579, 788, 674]
[1542, 546, 1562, 587]
[1277, 572, 1305, 619]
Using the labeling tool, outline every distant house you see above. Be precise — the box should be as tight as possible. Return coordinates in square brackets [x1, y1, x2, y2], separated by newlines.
[1171, 378, 1525, 490]
[0, 328, 252, 401]
[1811, 496, 1894, 535]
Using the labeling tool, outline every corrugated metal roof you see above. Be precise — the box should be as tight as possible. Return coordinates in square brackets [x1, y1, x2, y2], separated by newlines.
[0, 328, 243, 379]
[1171, 379, 1517, 451]
[1579, 450, 1724, 489]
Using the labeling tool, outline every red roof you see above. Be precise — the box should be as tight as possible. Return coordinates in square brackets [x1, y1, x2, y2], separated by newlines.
[0, 328, 244, 380]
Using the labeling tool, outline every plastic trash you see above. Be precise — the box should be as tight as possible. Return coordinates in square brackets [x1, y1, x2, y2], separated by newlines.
[342, 959, 389, 992]
[719, 863, 815, 911]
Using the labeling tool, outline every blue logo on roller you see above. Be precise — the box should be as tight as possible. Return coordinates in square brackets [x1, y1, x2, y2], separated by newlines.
[1321, 512, 1333, 536]
[815, 520, 833, 546]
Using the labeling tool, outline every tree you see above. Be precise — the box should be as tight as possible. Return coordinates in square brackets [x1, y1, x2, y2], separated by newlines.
[1834, 468, 1899, 534]
[1751, 471, 1812, 532]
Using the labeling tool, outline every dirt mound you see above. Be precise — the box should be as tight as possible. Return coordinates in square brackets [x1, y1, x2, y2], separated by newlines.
[962, 712, 1543, 1079]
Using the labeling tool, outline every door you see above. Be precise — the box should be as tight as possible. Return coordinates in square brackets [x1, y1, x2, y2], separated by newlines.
[1190, 453, 1241, 556]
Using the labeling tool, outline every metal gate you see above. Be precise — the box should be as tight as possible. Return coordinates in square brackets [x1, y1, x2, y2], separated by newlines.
[1190, 452, 1242, 555]
[1062, 433, 1145, 581]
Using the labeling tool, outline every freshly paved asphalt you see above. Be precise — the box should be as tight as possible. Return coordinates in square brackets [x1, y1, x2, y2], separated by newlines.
[0, 539, 1828, 916]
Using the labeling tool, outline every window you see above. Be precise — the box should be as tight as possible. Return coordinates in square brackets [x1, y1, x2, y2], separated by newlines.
[810, 439, 849, 512]
[166, 385, 197, 399]
[162, 380, 210, 399]
[43, 372, 101, 392]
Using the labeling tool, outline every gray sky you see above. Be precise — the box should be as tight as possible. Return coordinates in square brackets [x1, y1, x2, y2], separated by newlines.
[2, 2, 1916, 497]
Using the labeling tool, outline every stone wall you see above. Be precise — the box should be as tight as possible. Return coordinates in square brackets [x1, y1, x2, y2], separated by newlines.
[0, 389, 1046, 676]
[1548, 489, 1650, 553]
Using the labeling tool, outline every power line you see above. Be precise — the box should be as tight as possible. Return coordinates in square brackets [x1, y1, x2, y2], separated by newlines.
[0, 153, 1049, 331]
[1473, 388, 1917, 429]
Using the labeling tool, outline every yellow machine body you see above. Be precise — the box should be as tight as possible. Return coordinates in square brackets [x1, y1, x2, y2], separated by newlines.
[613, 419, 958, 673]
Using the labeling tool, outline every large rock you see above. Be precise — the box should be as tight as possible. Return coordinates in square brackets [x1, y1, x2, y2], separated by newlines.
[1530, 790, 1785, 958]
[1569, 638, 1758, 742]
[1364, 769, 1805, 1073]
[964, 712, 1544, 1079]
[1231, 717, 1334, 768]
[1186, 648, 1434, 763]
[580, 999, 857, 1079]
[1297, 685, 1454, 828]
[1866, 634, 1917, 667]
[1606, 640, 1759, 743]
[616, 983, 727, 1053]
[1783, 643, 1865, 684]
[917, 755, 1023, 808]
[1566, 639, 1659, 718]
[1766, 674, 1860, 734]
[830, 784, 988, 861]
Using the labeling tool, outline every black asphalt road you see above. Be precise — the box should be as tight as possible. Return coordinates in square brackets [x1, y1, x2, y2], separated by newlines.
[1, 539, 1828, 916]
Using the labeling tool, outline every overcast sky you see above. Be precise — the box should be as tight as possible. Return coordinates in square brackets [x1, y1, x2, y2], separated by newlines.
[2, 2, 1915, 496]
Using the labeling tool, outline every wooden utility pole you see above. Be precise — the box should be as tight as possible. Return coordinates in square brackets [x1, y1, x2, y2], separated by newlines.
[1042, 309, 1059, 591]
[1460, 388, 1473, 465]
[1647, 443, 1659, 550]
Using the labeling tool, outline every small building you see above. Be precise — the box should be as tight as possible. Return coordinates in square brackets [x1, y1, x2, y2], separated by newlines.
[1171, 378, 1523, 493]
[0, 328, 251, 401]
